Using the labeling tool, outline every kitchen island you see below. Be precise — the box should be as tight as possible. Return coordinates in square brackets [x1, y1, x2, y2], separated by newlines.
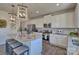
[15, 32, 42, 55]
[67, 36, 79, 55]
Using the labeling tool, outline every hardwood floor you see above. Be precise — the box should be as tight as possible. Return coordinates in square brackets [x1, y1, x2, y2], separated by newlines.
[42, 40, 67, 55]
[0, 44, 6, 55]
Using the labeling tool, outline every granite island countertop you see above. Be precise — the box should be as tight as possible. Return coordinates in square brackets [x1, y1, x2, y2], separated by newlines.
[15, 32, 42, 44]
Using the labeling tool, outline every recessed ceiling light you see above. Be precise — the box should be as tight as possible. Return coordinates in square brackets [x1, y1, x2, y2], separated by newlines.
[36, 11, 39, 13]
[56, 3, 60, 6]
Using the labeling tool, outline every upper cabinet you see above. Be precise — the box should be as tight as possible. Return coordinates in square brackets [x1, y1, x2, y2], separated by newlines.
[28, 10, 75, 28]
[65, 12, 75, 28]
[44, 11, 75, 28]
[74, 4, 79, 28]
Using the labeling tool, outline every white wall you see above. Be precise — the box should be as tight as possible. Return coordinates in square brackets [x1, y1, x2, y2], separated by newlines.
[77, 4, 79, 28]
[26, 11, 74, 28]
[74, 4, 79, 28]
[25, 17, 44, 28]
[0, 10, 10, 45]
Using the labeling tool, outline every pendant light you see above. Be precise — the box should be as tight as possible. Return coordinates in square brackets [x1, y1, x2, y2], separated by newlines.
[9, 5, 16, 22]
[17, 3, 28, 19]
[17, 3, 28, 39]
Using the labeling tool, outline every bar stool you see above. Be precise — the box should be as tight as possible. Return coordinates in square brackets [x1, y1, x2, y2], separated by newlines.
[8, 42, 23, 55]
[13, 45, 29, 55]
[6, 39, 18, 54]
[6, 39, 16, 42]
[6, 39, 23, 55]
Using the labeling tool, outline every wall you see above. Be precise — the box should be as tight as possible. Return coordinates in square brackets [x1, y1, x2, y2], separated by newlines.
[25, 17, 43, 28]
[77, 4, 79, 28]
[74, 4, 79, 28]
[26, 11, 74, 28]
[0, 10, 10, 45]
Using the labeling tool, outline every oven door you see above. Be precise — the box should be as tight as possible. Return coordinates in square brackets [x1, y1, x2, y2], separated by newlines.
[42, 34, 49, 41]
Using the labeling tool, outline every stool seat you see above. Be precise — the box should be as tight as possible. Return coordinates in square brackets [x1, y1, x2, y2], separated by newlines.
[6, 39, 15, 42]
[13, 46, 29, 55]
[6, 39, 18, 44]
[9, 42, 22, 48]
[7, 41, 17, 44]
[6, 40, 23, 55]
[6, 39, 18, 54]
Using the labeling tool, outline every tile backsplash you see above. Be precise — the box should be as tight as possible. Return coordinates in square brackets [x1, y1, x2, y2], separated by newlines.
[52, 28, 76, 34]
[37, 28, 79, 35]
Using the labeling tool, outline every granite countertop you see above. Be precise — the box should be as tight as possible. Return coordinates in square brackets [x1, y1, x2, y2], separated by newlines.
[16, 37, 37, 43]
[49, 33, 68, 36]
[15, 32, 42, 43]
[53, 33, 68, 35]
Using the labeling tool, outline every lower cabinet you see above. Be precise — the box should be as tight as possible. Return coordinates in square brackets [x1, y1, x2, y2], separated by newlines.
[30, 38, 42, 55]
[49, 34, 68, 49]
[67, 37, 79, 55]
[23, 38, 42, 55]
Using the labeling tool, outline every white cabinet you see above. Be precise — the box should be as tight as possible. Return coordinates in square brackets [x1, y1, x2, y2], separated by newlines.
[51, 15, 57, 27]
[22, 38, 42, 55]
[65, 12, 75, 28]
[55, 15, 61, 28]
[59, 14, 66, 28]
[49, 34, 56, 45]
[59, 12, 74, 28]
[44, 12, 74, 28]
[16, 32, 42, 55]
[29, 38, 42, 55]
[49, 34, 68, 48]
[44, 15, 52, 25]
[67, 37, 79, 55]
[28, 10, 74, 28]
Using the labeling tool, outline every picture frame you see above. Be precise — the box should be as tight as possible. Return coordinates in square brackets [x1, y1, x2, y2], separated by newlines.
[0, 19, 7, 28]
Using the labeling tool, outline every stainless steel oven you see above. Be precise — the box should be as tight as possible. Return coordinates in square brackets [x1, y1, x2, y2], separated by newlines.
[42, 33, 49, 41]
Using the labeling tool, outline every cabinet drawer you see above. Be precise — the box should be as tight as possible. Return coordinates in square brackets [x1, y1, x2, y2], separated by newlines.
[67, 51, 74, 55]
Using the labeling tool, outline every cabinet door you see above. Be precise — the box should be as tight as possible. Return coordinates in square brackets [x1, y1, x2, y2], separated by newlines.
[59, 14, 66, 28]
[50, 34, 68, 48]
[58, 12, 74, 28]
[44, 15, 52, 23]
[55, 15, 61, 28]
[52, 14, 66, 28]
[49, 34, 57, 45]
[51, 16, 56, 28]
[65, 12, 74, 28]
[55, 35, 68, 48]
[56, 12, 74, 28]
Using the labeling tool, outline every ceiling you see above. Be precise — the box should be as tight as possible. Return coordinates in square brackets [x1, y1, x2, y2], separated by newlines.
[0, 3, 76, 19]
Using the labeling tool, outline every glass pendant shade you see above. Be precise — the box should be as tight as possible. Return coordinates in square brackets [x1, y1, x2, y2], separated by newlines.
[9, 5, 16, 22]
[10, 14, 16, 22]
[17, 4, 28, 19]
